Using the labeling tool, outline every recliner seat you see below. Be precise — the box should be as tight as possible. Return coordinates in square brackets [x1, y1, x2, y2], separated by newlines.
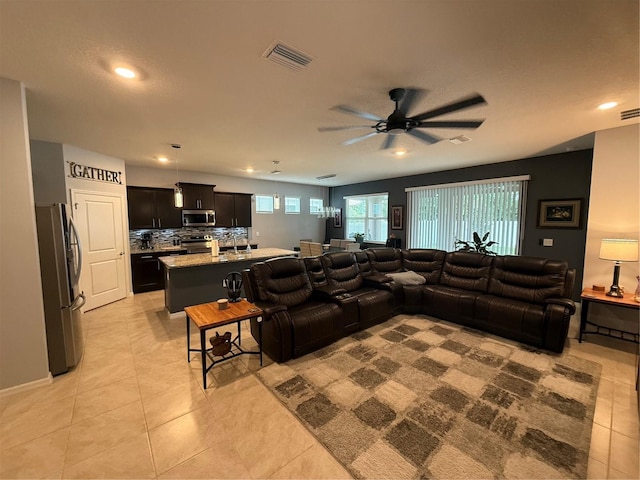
[242, 257, 343, 362]
[320, 251, 397, 330]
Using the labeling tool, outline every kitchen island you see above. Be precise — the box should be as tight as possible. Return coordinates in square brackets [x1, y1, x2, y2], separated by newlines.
[159, 248, 296, 313]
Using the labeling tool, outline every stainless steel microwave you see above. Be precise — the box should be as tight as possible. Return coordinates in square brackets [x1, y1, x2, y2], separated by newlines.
[182, 210, 216, 227]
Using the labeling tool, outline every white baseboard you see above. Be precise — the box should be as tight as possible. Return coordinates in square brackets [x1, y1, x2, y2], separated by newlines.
[0, 373, 53, 399]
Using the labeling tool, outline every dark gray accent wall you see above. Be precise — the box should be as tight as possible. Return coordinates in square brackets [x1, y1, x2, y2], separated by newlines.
[328, 149, 593, 300]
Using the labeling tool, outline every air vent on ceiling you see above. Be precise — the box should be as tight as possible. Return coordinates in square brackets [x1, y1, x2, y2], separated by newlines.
[448, 135, 471, 145]
[316, 174, 336, 180]
[620, 108, 640, 121]
[262, 41, 313, 71]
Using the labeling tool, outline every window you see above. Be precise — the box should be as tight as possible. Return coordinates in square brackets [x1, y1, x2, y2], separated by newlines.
[310, 198, 324, 215]
[406, 176, 529, 255]
[255, 195, 274, 214]
[344, 193, 388, 242]
[285, 196, 300, 214]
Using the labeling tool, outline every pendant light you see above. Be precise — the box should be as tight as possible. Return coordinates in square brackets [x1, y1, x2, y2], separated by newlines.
[172, 143, 183, 208]
[271, 160, 281, 209]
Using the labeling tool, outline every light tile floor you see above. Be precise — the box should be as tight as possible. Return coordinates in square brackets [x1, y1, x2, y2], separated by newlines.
[0, 291, 637, 479]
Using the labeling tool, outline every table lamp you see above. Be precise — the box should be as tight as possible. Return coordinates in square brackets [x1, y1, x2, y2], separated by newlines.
[599, 238, 639, 297]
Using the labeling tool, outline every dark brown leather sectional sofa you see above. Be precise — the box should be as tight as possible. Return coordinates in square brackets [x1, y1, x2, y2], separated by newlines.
[242, 248, 576, 363]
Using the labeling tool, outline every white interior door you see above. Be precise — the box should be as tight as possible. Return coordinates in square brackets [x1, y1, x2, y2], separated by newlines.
[71, 190, 127, 311]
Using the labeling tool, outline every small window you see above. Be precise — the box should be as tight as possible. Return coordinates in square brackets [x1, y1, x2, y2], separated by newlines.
[255, 195, 274, 214]
[310, 198, 324, 215]
[285, 196, 301, 214]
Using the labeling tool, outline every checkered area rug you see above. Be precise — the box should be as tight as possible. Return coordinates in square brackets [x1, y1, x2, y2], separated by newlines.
[257, 314, 602, 479]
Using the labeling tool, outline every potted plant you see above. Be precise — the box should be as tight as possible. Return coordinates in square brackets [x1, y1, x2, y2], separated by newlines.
[352, 233, 365, 247]
[454, 231, 498, 255]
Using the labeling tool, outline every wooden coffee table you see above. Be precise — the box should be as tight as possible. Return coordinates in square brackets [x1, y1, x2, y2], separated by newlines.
[185, 299, 263, 389]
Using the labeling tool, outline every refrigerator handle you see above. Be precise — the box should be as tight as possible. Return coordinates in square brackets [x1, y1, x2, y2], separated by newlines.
[70, 292, 86, 311]
[68, 216, 83, 283]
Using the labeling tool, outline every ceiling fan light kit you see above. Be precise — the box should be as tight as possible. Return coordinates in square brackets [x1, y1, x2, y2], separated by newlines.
[320, 87, 487, 150]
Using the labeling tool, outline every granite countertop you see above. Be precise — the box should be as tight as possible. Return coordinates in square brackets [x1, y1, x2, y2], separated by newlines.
[130, 246, 187, 255]
[158, 248, 297, 269]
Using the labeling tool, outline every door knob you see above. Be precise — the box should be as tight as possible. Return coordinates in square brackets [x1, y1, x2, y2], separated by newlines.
[119, 251, 125, 255]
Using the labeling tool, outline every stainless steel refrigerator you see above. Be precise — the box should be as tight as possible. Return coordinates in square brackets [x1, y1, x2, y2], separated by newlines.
[35, 203, 85, 376]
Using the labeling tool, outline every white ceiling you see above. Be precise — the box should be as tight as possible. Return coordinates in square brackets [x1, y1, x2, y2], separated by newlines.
[1, 0, 638, 187]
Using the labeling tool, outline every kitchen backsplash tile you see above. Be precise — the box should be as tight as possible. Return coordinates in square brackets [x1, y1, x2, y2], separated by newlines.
[129, 227, 249, 250]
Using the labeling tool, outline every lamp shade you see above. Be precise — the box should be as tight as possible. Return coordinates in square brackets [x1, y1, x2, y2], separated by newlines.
[599, 239, 639, 262]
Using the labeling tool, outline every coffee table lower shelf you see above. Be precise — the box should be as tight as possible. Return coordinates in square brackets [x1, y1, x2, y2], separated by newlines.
[185, 300, 263, 389]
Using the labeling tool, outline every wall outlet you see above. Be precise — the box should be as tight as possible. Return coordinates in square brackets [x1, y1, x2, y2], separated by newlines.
[255, 231, 260, 237]
[542, 238, 553, 247]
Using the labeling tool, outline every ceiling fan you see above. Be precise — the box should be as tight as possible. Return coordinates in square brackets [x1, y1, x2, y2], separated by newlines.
[318, 88, 487, 150]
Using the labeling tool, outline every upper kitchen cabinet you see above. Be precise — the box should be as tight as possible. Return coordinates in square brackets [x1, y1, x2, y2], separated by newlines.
[214, 192, 252, 227]
[179, 183, 215, 210]
[127, 186, 182, 229]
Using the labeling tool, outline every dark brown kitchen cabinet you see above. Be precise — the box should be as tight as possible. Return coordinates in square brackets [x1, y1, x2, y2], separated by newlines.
[127, 186, 182, 229]
[214, 192, 252, 227]
[131, 251, 186, 293]
[179, 183, 215, 210]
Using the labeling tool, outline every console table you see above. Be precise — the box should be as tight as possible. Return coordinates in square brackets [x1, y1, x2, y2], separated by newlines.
[579, 288, 639, 409]
[579, 288, 639, 344]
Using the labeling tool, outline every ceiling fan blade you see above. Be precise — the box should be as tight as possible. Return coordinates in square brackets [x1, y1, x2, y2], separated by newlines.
[410, 95, 487, 122]
[416, 120, 485, 129]
[317, 125, 372, 132]
[398, 88, 424, 116]
[380, 135, 397, 150]
[342, 131, 379, 146]
[331, 105, 384, 122]
[407, 129, 440, 144]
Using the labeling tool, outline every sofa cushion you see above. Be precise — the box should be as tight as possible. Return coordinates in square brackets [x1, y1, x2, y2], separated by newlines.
[489, 256, 569, 305]
[401, 249, 446, 284]
[288, 301, 343, 357]
[386, 270, 426, 286]
[475, 295, 545, 347]
[251, 257, 313, 307]
[354, 251, 374, 277]
[366, 248, 403, 274]
[440, 251, 493, 293]
[350, 287, 396, 329]
[321, 252, 364, 292]
[423, 285, 481, 327]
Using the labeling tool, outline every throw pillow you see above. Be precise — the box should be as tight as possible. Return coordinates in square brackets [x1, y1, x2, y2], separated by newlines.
[386, 270, 427, 286]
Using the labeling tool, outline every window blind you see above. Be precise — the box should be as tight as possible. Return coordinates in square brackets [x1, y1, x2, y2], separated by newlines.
[406, 176, 529, 254]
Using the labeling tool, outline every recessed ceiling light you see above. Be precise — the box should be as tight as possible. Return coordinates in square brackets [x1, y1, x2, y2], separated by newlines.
[158, 156, 168, 163]
[598, 101, 618, 110]
[245, 168, 254, 173]
[114, 66, 136, 79]
[393, 150, 407, 157]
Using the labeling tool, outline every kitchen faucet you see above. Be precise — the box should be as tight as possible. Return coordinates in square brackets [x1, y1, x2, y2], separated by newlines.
[233, 235, 238, 254]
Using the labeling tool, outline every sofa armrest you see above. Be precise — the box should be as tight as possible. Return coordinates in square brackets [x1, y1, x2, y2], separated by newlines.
[365, 273, 393, 285]
[544, 297, 576, 315]
[253, 302, 288, 318]
[312, 285, 348, 299]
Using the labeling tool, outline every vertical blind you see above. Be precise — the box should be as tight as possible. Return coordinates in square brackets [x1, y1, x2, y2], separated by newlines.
[406, 176, 529, 255]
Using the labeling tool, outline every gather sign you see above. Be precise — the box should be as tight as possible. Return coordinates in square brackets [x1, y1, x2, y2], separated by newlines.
[68, 161, 122, 185]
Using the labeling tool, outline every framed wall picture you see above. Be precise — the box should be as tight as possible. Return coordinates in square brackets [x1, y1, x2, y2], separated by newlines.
[537, 198, 583, 228]
[391, 205, 403, 230]
[333, 208, 342, 228]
